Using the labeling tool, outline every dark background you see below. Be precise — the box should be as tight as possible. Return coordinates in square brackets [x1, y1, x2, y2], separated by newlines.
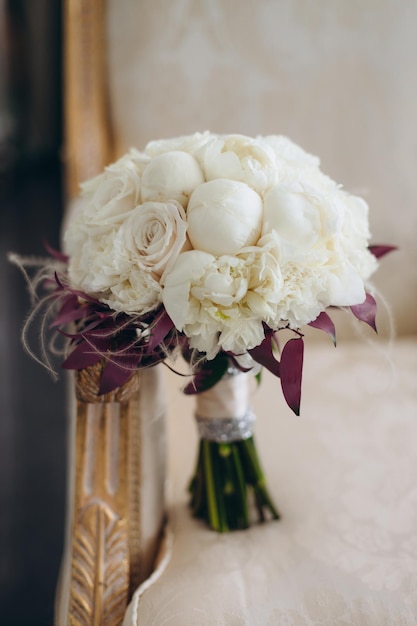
[1, 2, 66, 624]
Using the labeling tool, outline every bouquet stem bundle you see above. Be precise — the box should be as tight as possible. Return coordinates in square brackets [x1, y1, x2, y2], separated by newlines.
[189, 436, 279, 532]
[186, 365, 279, 532]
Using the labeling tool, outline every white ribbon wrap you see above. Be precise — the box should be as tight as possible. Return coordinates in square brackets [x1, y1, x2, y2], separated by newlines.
[195, 369, 256, 443]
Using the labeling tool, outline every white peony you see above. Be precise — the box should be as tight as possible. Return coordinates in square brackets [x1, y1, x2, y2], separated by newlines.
[261, 182, 371, 318]
[273, 261, 328, 328]
[197, 134, 278, 195]
[259, 135, 336, 191]
[114, 200, 189, 278]
[187, 179, 263, 256]
[162, 243, 282, 358]
[260, 135, 320, 169]
[141, 151, 204, 208]
[102, 272, 162, 315]
[67, 228, 125, 294]
[144, 131, 214, 157]
[262, 182, 342, 261]
[336, 192, 378, 281]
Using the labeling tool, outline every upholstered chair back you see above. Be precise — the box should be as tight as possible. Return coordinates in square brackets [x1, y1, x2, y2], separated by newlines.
[107, 0, 416, 338]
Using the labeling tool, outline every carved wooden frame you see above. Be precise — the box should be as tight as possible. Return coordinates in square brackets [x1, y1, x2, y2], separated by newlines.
[56, 2, 164, 623]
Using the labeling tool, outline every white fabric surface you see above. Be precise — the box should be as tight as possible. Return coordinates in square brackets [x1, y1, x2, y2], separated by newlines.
[125, 337, 417, 625]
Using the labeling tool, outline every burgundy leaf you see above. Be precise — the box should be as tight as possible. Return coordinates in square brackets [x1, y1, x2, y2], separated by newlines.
[308, 311, 337, 346]
[83, 326, 120, 339]
[369, 244, 397, 259]
[61, 341, 104, 370]
[57, 317, 105, 340]
[82, 330, 114, 349]
[67, 288, 100, 304]
[248, 328, 280, 378]
[280, 338, 304, 416]
[350, 293, 377, 332]
[99, 354, 140, 395]
[53, 272, 67, 291]
[147, 308, 175, 353]
[96, 310, 114, 319]
[55, 294, 79, 316]
[81, 322, 111, 337]
[52, 273, 100, 304]
[50, 302, 93, 328]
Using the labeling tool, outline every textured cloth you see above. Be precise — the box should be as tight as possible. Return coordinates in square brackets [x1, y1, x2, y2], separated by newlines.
[125, 337, 417, 625]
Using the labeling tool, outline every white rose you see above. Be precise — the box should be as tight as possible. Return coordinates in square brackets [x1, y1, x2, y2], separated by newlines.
[144, 131, 214, 157]
[79, 151, 147, 226]
[114, 200, 189, 278]
[66, 200, 184, 315]
[67, 216, 164, 315]
[197, 134, 277, 195]
[187, 179, 263, 256]
[162, 244, 282, 358]
[141, 151, 204, 207]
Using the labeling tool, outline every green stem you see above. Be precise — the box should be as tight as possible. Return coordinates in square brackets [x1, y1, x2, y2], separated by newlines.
[189, 435, 279, 531]
[202, 440, 229, 532]
[230, 443, 249, 528]
[241, 437, 280, 520]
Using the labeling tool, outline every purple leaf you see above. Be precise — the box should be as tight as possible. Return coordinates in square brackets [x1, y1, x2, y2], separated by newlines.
[308, 311, 336, 346]
[147, 308, 175, 353]
[83, 326, 119, 339]
[280, 338, 304, 416]
[99, 354, 140, 395]
[53, 272, 67, 291]
[350, 293, 377, 332]
[61, 341, 103, 370]
[369, 244, 397, 259]
[52, 273, 100, 304]
[248, 327, 280, 378]
[55, 294, 79, 316]
[50, 302, 93, 328]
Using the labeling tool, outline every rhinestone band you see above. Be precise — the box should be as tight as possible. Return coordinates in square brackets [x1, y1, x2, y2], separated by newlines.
[195, 408, 256, 443]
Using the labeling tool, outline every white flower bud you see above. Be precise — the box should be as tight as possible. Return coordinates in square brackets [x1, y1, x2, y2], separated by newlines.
[187, 179, 263, 256]
[141, 151, 204, 207]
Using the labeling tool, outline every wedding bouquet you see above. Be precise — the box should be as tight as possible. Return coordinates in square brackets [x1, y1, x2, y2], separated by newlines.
[15, 132, 394, 532]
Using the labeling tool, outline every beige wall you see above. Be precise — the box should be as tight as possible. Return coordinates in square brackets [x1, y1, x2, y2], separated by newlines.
[107, 0, 417, 336]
